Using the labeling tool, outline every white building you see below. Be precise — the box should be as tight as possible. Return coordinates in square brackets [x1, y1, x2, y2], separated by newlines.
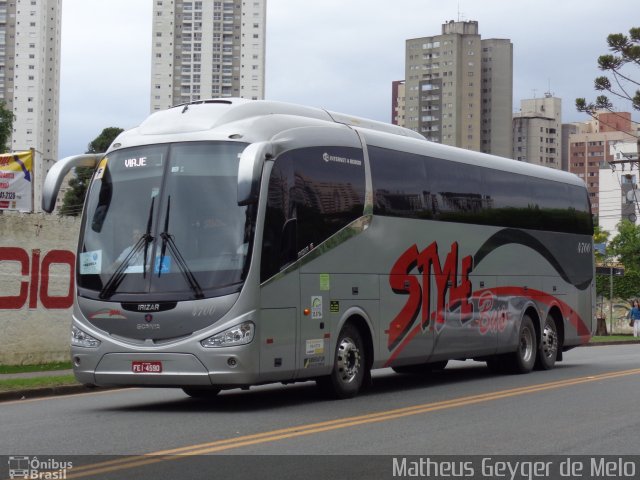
[0, 0, 61, 212]
[150, 0, 266, 112]
[598, 140, 640, 237]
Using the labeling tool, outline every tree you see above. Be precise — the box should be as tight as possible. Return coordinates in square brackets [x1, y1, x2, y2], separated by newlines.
[575, 27, 640, 118]
[0, 101, 14, 153]
[608, 219, 640, 272]
[86, 127, 124, 154]
[59, 127, 123, 216]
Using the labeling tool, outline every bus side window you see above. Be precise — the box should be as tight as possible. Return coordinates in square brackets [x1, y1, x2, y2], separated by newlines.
[261, 155, 296, 282]
[260, 147, 365, 282]
[292, 147, 365, 256]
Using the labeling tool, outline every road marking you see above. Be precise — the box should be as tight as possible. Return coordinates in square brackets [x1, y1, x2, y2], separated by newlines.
[54, 367, 640, 479]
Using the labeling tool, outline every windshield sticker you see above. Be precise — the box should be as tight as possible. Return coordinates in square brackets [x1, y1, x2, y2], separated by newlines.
[79, 250, 102, 274]
[322, 152, 362, 167]
[94, 158, 108, 180]
[124, 156, 147, 168]
[311, 296, 323, 320]
[154, 256, 171, 275]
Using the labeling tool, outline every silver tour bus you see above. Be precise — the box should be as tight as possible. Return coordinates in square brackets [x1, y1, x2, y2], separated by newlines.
[43, 99, 594, 399]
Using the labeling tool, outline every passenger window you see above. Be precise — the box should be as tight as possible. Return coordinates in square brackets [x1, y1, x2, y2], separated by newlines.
[261, 147, 365, 282]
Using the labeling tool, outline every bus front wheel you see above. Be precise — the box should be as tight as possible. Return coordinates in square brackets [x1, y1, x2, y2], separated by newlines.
[182, 387, 221, 398]
[317, 324, 366, 399]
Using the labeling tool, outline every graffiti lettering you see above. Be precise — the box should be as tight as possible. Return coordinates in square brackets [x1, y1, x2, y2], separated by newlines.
[388, 241, 473, 351]
[476, 290, 509, 335]
[0, 247, 75, 310]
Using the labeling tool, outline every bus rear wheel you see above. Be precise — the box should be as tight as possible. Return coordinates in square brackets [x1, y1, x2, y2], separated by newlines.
[507, 314, 537, 374]
[535, 314, 558, 370]
[317, 324, 366, 399]
[182, 387, 221, 398]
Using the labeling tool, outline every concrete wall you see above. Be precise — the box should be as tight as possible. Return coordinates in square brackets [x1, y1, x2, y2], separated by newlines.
[0, 212, 80, 364]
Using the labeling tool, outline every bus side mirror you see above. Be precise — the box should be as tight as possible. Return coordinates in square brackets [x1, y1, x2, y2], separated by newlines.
[238, 142, 272, 206]
[41, 153, 104, 213]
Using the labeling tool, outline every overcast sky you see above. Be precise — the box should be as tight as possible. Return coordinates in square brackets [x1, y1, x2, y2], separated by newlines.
[59, 0, 638, 158]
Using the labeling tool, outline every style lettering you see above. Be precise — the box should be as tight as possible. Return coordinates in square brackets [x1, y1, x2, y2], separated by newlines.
[388, 241, 473, 351]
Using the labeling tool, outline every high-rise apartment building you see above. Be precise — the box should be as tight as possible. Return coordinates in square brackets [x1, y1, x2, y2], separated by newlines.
[151, 0, 266, 112]
[391, 80, 405, 127]
[512, 94, 562, 169]
[568, 112, 636, 218]
[0, 0, 61, 212]
[399, 20, 512, 157]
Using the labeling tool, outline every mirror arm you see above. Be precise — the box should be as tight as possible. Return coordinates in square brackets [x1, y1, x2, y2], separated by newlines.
[237, 142, 272, 206]
[41, 153, 104, 213]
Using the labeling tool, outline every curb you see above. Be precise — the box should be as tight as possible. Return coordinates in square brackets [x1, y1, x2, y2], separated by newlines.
[581, 340, 640, 347]
[0, 384, 122, 403]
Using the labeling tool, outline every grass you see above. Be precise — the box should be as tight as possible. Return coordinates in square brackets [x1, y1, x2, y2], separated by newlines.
[0, 375, 78, 392]
[0, 361, 72, 374]
[591, 335, 637, 343]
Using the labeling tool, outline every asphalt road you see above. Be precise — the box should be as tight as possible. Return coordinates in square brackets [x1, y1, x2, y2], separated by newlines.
[1, 345, 639, 479]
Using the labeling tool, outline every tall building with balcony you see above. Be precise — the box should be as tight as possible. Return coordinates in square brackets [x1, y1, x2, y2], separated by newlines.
[399, 20, 512, 158]
[512, 94, 562, 169]
[391, 80, 405, 127]
[151, 0, 266, 112]
[0, 0, 61, 212]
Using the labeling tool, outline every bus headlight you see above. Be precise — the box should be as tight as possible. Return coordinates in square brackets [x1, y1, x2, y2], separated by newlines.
[201, 322, 255, 348]
[71, 325, 101, 348]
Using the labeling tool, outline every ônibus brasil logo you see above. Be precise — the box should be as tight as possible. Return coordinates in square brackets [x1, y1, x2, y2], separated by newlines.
[8, 456, 73, 479]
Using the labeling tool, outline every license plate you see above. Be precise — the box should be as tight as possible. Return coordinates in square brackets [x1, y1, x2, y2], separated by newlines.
[132, 361, 162, 373]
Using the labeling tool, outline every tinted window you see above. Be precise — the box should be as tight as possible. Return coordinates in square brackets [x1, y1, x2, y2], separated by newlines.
[370, 145, 592, 234]
[261, 146, 365, 281]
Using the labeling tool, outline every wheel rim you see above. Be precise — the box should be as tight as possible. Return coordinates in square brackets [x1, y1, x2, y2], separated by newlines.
[519, 326, 534, 363]
[336, 336, 361, 384]
[541, 320, 558, 360]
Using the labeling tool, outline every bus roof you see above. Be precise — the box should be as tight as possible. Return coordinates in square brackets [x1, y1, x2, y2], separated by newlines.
[112, 98, 585, 188]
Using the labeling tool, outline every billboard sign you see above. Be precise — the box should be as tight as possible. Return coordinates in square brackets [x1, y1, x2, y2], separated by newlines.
[0, 150, 33, 212]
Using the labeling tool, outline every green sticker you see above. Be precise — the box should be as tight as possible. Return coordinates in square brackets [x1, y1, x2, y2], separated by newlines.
[319, 273, 330, 291]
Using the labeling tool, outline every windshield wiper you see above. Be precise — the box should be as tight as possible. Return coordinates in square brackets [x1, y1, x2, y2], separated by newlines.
[98, 198, 155, 300]
[158, 196, 204, 299]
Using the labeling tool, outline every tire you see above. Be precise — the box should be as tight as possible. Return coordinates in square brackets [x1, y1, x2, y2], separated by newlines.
[535, 314, 558, 370]
[392, 360, 448, 375]
[317, 324, 366, 399]
[182, 387, 221, 398]
[506, 314, 537, 374]
[486, 355, 508, 374]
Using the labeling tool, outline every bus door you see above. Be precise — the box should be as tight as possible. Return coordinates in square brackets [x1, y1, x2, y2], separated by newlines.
[259, 273, 299, 381]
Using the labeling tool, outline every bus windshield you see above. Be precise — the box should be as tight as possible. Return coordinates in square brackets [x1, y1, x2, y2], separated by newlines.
[77, 141, 253, 301]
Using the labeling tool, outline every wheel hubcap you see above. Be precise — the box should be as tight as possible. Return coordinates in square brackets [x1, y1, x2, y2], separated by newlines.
[541, 322, 558, 359]
[519, 327, 534, 363]
[336, 337, 361, 383]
